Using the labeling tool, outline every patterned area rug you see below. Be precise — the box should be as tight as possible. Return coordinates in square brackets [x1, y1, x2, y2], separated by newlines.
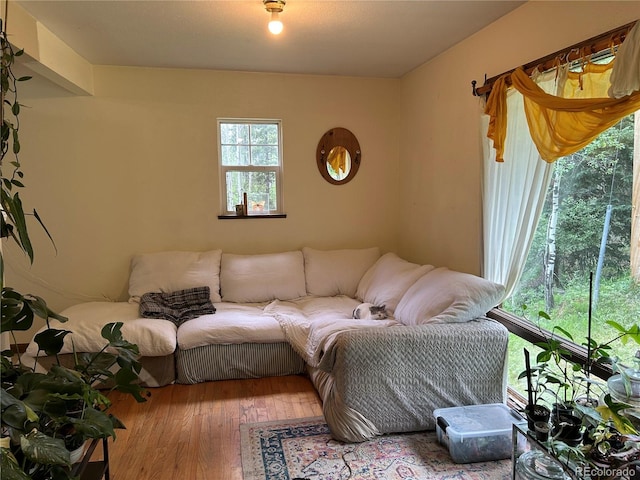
[240, 416, 512, 480]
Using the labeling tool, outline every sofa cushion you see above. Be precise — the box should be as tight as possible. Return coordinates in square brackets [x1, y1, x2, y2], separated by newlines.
[356, 252, 435, 314]
[128, 250, 222, 303]
[177, 303, 286, 349]
[25, 302, 177, 357]
[220, 251, 306, 303]
[303, 247, 380, 298]
[395, 267, 505, 325]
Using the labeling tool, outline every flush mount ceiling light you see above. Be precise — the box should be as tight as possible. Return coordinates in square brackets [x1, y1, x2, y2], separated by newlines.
[264, 0, 285, 35]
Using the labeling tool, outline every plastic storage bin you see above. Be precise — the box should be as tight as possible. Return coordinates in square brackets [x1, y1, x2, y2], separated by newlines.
[434, 403, 527, 463]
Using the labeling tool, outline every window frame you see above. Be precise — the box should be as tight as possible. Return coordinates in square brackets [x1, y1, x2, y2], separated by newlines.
[217, 118, 284, 217]
[488, 308, 613, 381]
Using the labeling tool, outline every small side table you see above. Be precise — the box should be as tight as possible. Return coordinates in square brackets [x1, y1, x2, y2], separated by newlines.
[70, 438, 110, 480]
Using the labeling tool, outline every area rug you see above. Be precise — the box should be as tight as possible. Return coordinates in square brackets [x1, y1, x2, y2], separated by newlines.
[240, 416, 512, 480]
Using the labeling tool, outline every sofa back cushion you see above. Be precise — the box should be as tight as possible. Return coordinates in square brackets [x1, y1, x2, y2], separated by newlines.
[395, 267, 505, 325]
[356, 252, 435, 315]
[220, 251, 306, 303]
[302, 247, 380, 298]
[129, 250, 222, 303]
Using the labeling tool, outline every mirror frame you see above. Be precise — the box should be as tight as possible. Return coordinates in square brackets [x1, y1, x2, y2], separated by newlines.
[316, 127, 361, 185]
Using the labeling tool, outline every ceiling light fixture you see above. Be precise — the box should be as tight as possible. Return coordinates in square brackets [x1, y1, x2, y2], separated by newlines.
[264, 0, 285, 35]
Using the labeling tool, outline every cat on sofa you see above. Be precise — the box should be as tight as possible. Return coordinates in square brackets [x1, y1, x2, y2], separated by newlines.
[352, 303, 388, 320]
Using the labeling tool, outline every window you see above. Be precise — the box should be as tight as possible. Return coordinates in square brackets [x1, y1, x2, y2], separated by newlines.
[500, 114, 639, 398]
[218, 119, 283, 216]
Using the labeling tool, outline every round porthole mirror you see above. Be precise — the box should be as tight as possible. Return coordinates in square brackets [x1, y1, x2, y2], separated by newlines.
[316, 127, 361, 185]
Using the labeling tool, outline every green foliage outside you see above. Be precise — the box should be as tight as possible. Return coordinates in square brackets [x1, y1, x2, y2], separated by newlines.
[502, 114, 640, 396]
[505, 276, 640, 397]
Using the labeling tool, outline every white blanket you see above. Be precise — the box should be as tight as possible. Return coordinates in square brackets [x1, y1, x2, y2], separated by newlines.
[264, 296, 399, 372]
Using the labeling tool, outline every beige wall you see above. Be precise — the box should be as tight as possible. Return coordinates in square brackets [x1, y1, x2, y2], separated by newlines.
[6, 66, 401, 340]
[398, 1, 640, 273]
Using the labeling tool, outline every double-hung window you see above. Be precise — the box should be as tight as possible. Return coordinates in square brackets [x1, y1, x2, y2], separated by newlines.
[218, 119, 283, 216]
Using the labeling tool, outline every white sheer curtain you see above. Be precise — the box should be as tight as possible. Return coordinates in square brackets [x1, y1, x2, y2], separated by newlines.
[482, 73, 558, 299]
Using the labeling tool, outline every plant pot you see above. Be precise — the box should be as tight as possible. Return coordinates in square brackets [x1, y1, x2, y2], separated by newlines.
[552, 403, 573, 420]
[69, 443, 86, 464]
[551, 414, 582, 446]
[575, 394, 598, 409]
[526, 404, 550, 431]
[534, 421, 550, 441]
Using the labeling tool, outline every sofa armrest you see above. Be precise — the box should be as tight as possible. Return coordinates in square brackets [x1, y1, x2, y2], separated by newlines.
[332, 318, 509, 434]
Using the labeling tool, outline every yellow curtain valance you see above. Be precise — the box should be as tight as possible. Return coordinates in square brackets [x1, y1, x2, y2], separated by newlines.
[485, 67, 640, 163]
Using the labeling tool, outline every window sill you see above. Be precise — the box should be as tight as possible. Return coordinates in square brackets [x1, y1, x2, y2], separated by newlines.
[487, 307, 613, 380]
[218, 214, 287, 219]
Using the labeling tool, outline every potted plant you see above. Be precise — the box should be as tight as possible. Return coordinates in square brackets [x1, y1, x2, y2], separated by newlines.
[520, 304, 640, 475]
[521, 345, 552, 431]
[1, 14, 148, 479]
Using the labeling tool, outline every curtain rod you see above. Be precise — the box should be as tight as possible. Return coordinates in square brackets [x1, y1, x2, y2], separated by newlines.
[471, 20, 637, 97]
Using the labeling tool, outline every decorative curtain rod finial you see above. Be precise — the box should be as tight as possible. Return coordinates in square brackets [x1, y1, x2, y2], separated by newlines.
[471, 74, 487, 97]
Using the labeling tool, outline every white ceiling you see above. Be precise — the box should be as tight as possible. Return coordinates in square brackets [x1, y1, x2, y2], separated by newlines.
[15, 0, 525, 79]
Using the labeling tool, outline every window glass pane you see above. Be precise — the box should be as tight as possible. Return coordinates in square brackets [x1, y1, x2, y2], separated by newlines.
[250, 145, 279, 166]
[221, 145, 249, 166]
[504, 114, 639, 397]
[220, 123, 249, 145]
[250, 124, 278, 145]
[225, 171, 278, 212]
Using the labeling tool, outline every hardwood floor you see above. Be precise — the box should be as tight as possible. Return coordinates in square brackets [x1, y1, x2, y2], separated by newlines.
[99, 375, 323, 480]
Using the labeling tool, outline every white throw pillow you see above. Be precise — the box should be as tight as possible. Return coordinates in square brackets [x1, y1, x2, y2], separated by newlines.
[395, 267, 505, 325]
[356, 252, 435, 314]
[128, 250, 222, 303]
[220, 251, 307, 303]
[302, 247, 380, 298]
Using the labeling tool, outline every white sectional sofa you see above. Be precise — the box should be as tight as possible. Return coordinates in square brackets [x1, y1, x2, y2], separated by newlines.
[22, 247, 509, 442]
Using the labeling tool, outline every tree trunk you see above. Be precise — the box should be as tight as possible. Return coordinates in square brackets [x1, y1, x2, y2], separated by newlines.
[544, 168, 561, 311]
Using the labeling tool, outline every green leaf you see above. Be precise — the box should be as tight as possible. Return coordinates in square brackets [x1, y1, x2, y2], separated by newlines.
[537, 351, 551, 363]
[25, 294, 51, 319]
[33, 209, 57, 254]
[34, 328, 71, 356]
[101, 322, 124, 342]
[1, 448, 32, 480]
[1, 290, 35, 332]
[606, 320, 626, 332]
[114, 367, 148, 403]
[12, 131, 20, 154]
[11, 102, 19, 115]
[47, 365, 83, 385]
[16, 76, 31, 82]
[1, 387, 39, 429]
[538, 311, 551, 321]
[70, 407, 116, 439]
[8, 192, 34, 262]
[553, 326, 574, 341]
[20, 429, 70, 466]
